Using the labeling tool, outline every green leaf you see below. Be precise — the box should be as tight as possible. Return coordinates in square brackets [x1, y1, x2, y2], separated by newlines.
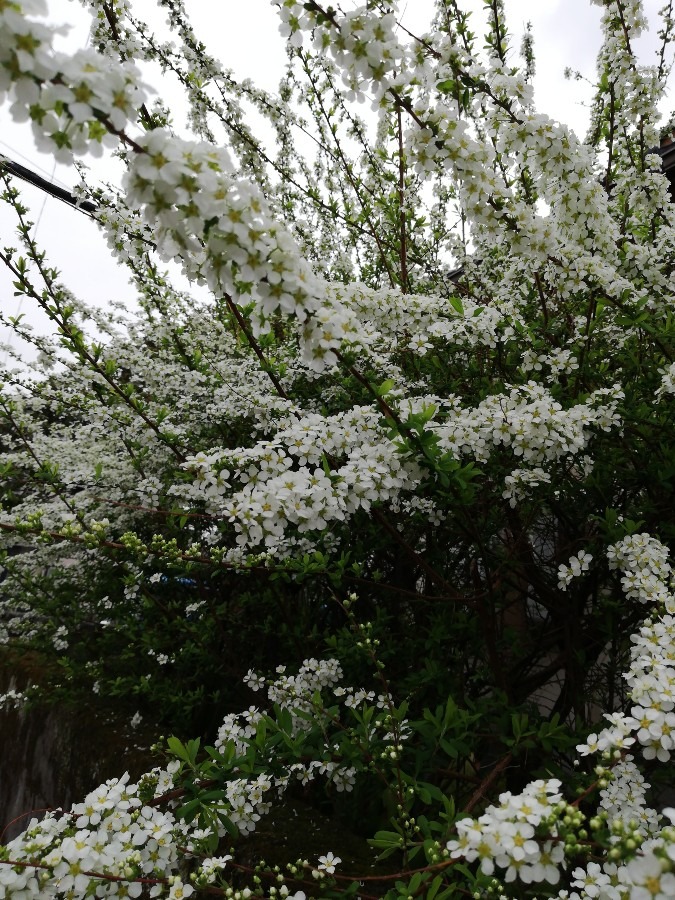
[376, 378, 396, 397]
[167, 736, 190, 763]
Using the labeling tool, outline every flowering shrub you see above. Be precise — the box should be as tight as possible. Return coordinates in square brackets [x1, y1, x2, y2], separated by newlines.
[2, 0, 675, 896]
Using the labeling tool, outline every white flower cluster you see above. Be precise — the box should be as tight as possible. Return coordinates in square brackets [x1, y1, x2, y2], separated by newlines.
[446, 556, 675, 894]
[657, 361, 675, 399]
[429, 384, 622, 505]
[626, 616, 675, 760]
[264, 657, 343, 713]
[521, 348, 579, 382]
[83, 0, 146, 63]
[577, 711, 638, 758]
[216, 658, 342, 754]
[0, 773, 182, 898]
[97, 200, 156, 267]
[218, 658, 357, 798]
[0, 687, 26, 709]
[497, 112, 619, 263]
[223, 658, 343, 752]
[400, 37, 621, 274]
[565, 860, 620, 899]
[446, 779, 566, 885]
[562, 810, 675, 900]
[330, 282, 513, 358]
[123, 137, 358, 375]
[217, 658, 404, 796]
[1, 705, 280, 897]
[431, 383, 622, 465]
[615, 852, 675, 900]
[0, 0, 148, 162]
[52, 624, 69, 650]
[557, 551, 593, 591]
[607, 533, 673, 605]
[577, 535, 675, 762]
[279, 0, 581, 264]
[278, 1, 405, 102]
[123, 131, 327, 339]
[196, 854, 233, 885]
[502, 466, 551, 507]
[181, 406, 422, 550]
[597, 755, 660, 840]
[214, 773, 274, 837]
[407, 99, 512, 235]
[275, 0, 647, 309]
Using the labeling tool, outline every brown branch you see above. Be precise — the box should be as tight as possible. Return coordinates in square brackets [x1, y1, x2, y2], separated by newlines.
[464, 751, 514, 813]
[1, 809, 55, 843]
[221, 294, 290, 400]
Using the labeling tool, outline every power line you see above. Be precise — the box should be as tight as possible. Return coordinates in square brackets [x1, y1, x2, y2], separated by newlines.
[0, 140, 72, 190]
[0, 154, 98, 215]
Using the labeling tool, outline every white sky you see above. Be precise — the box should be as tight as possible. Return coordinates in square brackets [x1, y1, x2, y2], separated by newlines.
[0, 0, 672, 365]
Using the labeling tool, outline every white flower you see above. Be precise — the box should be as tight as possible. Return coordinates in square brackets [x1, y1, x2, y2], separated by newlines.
[168, 880, 194, 899]
[558, 550, 593, 590]
[317, 852, 341, 874]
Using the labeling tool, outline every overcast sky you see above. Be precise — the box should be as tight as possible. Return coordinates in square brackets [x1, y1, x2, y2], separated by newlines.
[0, 0, 672, 366]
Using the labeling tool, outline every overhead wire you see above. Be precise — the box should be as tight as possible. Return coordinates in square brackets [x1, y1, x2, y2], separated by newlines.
[0, 139, 72, 190]
[0, 156, 99, 216]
